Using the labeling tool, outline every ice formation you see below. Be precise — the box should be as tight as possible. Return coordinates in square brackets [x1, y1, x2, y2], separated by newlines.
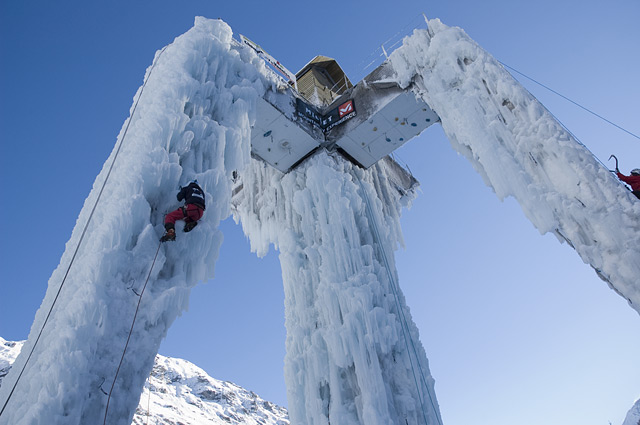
[389, 20, 640, 312]
[622, 398, 640, 425]
[2, 15, 639, 425]
[0, 17, 276, 425]
[232, 154, 441, 425]
[0, 16, 440, 425]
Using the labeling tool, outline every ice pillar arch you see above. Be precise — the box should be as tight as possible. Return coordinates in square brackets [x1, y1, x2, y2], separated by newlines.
[0, 18, 271, 425]
[0, 16, 443, 425]
[233, 154, 442, 425]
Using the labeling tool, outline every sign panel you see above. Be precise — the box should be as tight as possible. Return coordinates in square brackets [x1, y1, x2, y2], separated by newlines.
[295, 98, 357, 132]
[296, 98, 323, 128]
[323, 100, 357, 132]
[338, 100, 354, 117]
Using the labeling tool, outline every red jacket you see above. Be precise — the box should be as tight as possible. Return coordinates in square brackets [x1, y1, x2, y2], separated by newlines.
[617, 172, 640, 191]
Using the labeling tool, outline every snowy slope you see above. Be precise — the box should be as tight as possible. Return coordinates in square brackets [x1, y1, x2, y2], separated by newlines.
[389, 19, 640, 314]
[0, 338, 289, 425]
[0, 340, 23, 390]
[133, 355, 288, 425]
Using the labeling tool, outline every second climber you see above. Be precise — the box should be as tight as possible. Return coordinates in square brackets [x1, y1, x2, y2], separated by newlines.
[615, 168, 640, 200]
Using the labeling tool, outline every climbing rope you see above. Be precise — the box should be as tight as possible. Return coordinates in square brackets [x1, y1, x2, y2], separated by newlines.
[500, 61, 640, 141]
[493, 61, 625, 179]
[103, 241, 162, 425]
[0, 45, 169, 419]
[538, 97, 613, 172]
[356, 174, 443, 425]
[357, 12, 638, 143]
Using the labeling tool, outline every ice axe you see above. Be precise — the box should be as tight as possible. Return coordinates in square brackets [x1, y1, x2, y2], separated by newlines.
[609, 154, 619, 172]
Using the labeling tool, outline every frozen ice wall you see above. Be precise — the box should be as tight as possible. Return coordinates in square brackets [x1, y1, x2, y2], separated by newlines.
[390, 19, 640, 314]
[0, 17, 276, 425]
[233, 154, 442, 425]
[622, 398, 640, 425]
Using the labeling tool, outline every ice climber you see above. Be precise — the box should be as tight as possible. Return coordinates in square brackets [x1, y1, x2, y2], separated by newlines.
[616, 168, 640, 200]
[161, 180, 206, 242]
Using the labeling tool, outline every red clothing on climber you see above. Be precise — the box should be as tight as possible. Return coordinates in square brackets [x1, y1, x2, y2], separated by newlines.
[616, 169, 640, 200]
[161, 180, 206, 242]
[617, 171, 640, 191]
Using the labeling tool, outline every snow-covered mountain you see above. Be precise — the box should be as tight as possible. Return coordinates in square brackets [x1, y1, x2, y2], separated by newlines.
[0, 337, 288, 425]
[0, 340, 23, 390]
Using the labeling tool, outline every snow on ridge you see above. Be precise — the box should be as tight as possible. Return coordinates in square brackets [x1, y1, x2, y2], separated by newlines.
[0, 339, 24, 390]
[390, 19, 640, 313]
[0, 338, 289, 425]
[134, 354, 289, 425]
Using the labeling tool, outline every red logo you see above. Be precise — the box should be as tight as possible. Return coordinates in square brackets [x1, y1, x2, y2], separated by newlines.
[338, 100, 354, 118]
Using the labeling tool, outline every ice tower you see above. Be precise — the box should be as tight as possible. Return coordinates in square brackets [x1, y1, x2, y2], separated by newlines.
[1, 16, 639, 425]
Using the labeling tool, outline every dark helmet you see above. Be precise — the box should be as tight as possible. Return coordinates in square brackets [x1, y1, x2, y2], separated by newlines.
[631, 169, 640, 176]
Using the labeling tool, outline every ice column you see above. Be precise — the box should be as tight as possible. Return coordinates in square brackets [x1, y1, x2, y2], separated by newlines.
[0, 18, 272, 425]
[234, 153, 442, 425]
[390, 20, 640, 313]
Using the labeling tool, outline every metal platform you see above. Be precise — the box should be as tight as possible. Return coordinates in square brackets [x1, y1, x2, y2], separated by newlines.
[249, 58, 440, 172]
[250, 96, 322, 172]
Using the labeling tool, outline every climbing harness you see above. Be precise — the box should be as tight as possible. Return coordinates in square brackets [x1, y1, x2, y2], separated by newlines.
[356, 173, 442, 425]
[0, 45, 169, 419]
[103, 241, 162, 425]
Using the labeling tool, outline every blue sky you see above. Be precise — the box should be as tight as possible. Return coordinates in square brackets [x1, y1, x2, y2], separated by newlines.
[1, 1, 639, 424]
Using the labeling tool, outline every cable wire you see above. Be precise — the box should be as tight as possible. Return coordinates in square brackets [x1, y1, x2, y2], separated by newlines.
[103, 242, 162, 425]
[356, 174, 442, 425]
[495, 62, 621, 176]
[500, 61, 640, 141]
